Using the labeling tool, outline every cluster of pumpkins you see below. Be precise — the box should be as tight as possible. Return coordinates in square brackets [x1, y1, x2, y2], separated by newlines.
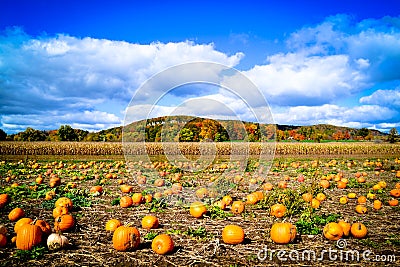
[0, 194, 74, 251]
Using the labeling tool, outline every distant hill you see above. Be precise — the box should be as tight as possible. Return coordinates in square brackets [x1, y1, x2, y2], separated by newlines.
[4, 115, 387, 142]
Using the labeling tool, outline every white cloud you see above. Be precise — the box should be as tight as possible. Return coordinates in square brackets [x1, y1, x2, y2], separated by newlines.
[360, 88, 400, 107]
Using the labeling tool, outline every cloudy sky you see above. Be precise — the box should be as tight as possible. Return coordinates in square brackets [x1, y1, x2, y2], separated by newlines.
[0, 0, 399, 133]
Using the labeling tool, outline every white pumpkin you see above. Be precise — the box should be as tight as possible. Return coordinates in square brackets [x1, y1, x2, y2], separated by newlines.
[47, 233, 69, 250]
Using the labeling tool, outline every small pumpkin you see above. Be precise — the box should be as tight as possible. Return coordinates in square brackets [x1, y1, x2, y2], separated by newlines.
[222, 195, 233, 206]
[14, 218, 33, 233]
[388, 198, 399, 206]
[54, 214, 75, 232]
[16, 223, 42, 250]
[0, 233, 6, 248]
[339, 196, 348, 204]
[316, 193, 326, 202]
[120, 185, 133, 193]
[53, 206, 69, 218]
[338, 220, 351, 237]
[47, 233, 69, 250]
[8, 207, 25, 222]
[270, 203, 286, 218]
[222, 225, 245, 245]
[120, 196, 133, 208]
[106, 219, 122, 232]
[35, 219, 52, 235]
[190, 202, 207, 218]
[263, 183, 274, 191]
[347, 192, 357, 199]
[373, 199, 382, 210]
[337, 181, 347, 189]
[49, 177, 61, 188]
[213, 200, 227, 210]
[151, 234, 174, 255]
[311, 198, 321, 209]
[131, 193, 144, 205]
[320, 180, 330, 189]
[141, 215, 159, 230]
[357, 196, 367, 204]
[246, 193, 259, 205]
[89, 185, 103, 194]
[355, 204, 367, 214]
[112, 226, 140, 251]
[390, 189, 400, 198]
[350, 222, 367, 239]
[270, 222, 297, 244]
[302, 193, 313, 203]
[55, 197, 73, 211]
[231, 201, 245, 214]
[0, 194, 10, 209]
[323, 222, 343, 241]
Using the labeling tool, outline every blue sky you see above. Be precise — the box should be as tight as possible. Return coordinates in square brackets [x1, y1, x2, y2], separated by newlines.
[0, 0, 400, 133]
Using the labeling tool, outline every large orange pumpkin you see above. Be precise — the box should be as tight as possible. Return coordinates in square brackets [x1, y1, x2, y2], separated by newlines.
[0, 194, 10, 209]
[54, 214, 75, 232]
[141, 215, 159, 230]
[131, 193, 144, 205]
[323, 222, 343, 241]
[231, 201, 245, 214]
[55, 197, 73, 211]
[350, 223, 367, 239]
[270, 222, 297, 244]
[388, 198, 399, 206]
[53, 206, 69, 218]
[222, 225, 245, 245]
[120, 196, 133, 208]
[14, 218, 33, 233]
[16, 223, 43, 250]
[8, 207, 25, 222]
[151, 234, 174, 255]
[112, 226, 140, 251]
[35, 219, 52, 235]
[190, 202, 207, 218]
[270, 204, 286, 218]
[338, 220, 351, 237]
[390, 189, 400, 198]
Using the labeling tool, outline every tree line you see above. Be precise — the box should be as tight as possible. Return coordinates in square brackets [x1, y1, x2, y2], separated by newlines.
[0, 117, 397, 143]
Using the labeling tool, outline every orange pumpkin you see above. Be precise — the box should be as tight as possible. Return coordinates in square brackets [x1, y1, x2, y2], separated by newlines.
[395, 182, 400, 189]
[351, 223, 367, 239]
[89, 186, 103, 194]
[16, 223, 42, 250]
[151, 234, 174, 255]
[390, 189, 400, 198]
[270, 222, 297, 244]
[120, 196, 133, 208]
[112, 226, 140, 251]
[222, 195, 233, 206]
[316, 193, 326, 202]
[53, 206, 69, 218]
[323, 222, 343, 241]
[338, 220, 351, 237]
[320, 180, 330, 189]
[141, 215, 159, 230]
[131, 193, 144, 205]
[120, 185, 133, 193]
[337, 181, 347, 189]
[388, 198, 399, 206]
[311, 198, 321, 209]
[55, 197, 73, 211]
[14, 218, 33, 233]
[263, 183, 274, 191]
[278, 181, 288, 189]
[270, 203, 286, 218]
[54, 214, 75, 232]
[49, 177, 61, 188]
[246, 193, 259, 205]
[190, 202, 207, 218]
[105, 219, 122, 232]
[213, 200, 227, 210]
[144, 194, 153, 203]
[355, 205, 368, 214]
[0, 234, 6, 248]
[35, 219, 52, 235]
[231, 201, 245, 214]
[302, 193, 313, 203]
[0, 194, 10, 209]
[373, 200, 382, 210]
[357, 196, 367, 204]
[8, 207, 25, 222]
[222, 225, 245, 245]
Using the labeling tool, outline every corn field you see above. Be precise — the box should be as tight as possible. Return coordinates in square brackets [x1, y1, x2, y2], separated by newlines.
[1, 141, 400, 157]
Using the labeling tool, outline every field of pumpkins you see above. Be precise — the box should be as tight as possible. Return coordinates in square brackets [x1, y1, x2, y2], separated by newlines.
[0, 156, 399, 266]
